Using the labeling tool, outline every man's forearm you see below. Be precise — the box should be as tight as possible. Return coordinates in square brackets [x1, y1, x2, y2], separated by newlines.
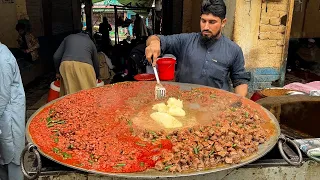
[146, 35, 160, 46]
[234, 84, 248, 97]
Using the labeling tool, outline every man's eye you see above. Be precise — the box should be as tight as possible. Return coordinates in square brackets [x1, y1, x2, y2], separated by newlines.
[209, 21, 216, 24]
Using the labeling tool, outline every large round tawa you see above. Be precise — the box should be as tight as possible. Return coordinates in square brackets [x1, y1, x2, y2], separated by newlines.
[26, 81, 280, 178]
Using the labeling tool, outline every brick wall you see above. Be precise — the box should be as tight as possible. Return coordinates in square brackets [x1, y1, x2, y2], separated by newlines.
[258, 1, 288, 63]
[249, 1, 291, 90]
[234, 0, 293, 92]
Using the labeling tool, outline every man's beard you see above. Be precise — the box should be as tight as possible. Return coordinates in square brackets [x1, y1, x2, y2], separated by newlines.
[200, 29, 221, 44]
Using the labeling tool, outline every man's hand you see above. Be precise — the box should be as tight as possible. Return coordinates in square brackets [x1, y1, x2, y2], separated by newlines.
[234, 84, 248, 97]
[145, 35, 161, 66]
[23, 49, 32, 53]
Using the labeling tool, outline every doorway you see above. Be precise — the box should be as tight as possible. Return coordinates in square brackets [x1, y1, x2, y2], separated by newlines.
[286, 0, 320, 84]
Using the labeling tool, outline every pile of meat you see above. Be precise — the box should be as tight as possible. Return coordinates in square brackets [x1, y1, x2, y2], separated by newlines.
[138, 108, 271, 172]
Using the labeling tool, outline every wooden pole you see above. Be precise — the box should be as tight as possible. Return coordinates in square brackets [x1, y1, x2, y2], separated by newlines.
[279, 0, 295, 87]
[152, 8, 155, 34]
[114, 5, 118, 45]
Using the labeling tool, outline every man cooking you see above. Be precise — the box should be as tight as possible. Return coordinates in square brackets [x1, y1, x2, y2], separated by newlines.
[145, 0, 250, 97]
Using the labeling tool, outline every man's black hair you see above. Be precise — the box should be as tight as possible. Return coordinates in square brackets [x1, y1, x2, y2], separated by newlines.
[201, 0, 226, 20]
[15, 23, 26, 31]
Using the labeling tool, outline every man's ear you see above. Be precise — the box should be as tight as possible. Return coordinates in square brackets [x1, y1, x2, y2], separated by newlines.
[221, 18, 227, 28]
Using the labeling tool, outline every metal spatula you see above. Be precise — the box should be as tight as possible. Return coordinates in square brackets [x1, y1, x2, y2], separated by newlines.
[153, 66, 166, 99]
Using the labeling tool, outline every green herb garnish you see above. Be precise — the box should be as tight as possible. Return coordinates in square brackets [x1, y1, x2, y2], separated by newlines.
[150, 131, 158, 137]
[49, 109, 55, 114]
[193, 146, 199, 154]
[209, 150, 215, 156]
[47, 123, 54, 128]
[164, 165, 173, 170]
[46, 117, 52, 123]
[88, 160, 94, 164]
[53, 147, 60, 154]
[62, 152, 72, 159]
[68, 144, 74, 149]
[127, 120, 132, 126]
[232, 144, 237, 148]
[56, 120, 65, 124]
[90, 154, 95, 159]
[116, 163, 126, 167]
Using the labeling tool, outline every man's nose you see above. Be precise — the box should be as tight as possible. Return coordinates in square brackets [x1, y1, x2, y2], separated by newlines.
[204, 22, 210, 30]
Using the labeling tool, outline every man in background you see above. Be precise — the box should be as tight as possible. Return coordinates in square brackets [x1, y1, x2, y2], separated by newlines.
[53, 30, 100, 96]
[99, 17, 112, 52]
[16, 22, 40, 62]
[133, 14, 148, 41]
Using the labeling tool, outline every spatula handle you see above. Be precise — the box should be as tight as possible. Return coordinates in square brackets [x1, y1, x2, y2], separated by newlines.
[153, 66, 161, 84]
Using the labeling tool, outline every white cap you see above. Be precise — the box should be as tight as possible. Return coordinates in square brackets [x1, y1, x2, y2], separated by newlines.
[308, 38, 315, 43]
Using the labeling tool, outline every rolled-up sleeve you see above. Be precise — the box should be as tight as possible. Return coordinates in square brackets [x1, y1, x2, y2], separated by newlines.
[230, 48, 251, 88]
[158, 34, 190, 59]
